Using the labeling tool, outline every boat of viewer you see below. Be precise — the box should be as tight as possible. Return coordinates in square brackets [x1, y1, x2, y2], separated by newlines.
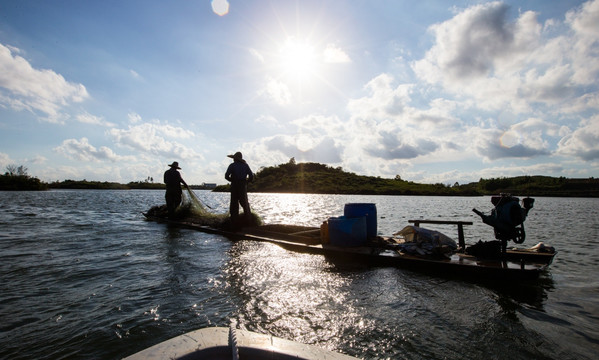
[143, 194, 556, 283]
[124, 324, 358, 360]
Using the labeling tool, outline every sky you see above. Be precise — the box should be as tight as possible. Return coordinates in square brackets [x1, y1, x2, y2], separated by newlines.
[1, 0, 598, 186]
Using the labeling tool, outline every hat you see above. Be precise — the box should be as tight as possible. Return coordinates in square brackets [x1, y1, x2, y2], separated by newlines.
[168, 162, 181, 169]
[227, 152, 243, 160]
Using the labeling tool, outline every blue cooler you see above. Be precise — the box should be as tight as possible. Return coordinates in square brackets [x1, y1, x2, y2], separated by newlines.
[344, 203, 377, 238]
[327, 216, 367, 247]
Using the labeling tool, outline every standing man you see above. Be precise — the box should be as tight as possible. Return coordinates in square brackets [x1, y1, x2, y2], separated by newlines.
[225, 152, 254, 227]
[164, 161, 188, 219]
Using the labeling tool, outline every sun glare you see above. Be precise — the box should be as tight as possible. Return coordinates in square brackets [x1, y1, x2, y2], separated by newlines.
[277, 37, 320, 81]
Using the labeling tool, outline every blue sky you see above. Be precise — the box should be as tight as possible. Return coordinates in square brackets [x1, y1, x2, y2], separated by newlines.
[1, 0, 598, 185]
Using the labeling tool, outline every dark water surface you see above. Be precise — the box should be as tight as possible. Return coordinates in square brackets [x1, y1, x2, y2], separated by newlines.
[0, 190, 597, 359]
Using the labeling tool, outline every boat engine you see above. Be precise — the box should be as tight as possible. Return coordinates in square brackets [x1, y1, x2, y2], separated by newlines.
[472, 194, 534, 247]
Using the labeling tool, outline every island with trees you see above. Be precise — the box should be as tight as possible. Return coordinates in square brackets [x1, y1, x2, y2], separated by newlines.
[2, 161, 598, 197]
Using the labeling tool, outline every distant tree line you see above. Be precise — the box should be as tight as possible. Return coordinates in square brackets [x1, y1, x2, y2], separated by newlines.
[213, 159, 599, 197]
[3, 162, 599, 197]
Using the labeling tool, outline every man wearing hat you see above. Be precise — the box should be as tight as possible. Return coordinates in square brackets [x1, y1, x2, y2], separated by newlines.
[225, 152, 254, 227]
[164, 161, 189, 219]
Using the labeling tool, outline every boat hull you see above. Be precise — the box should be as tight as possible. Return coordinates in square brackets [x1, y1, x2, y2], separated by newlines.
[124, 327, 358, 360]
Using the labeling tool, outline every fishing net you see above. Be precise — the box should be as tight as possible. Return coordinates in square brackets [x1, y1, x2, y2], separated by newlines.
[184, 187, 214, 216]
[145, 187, 262, 229]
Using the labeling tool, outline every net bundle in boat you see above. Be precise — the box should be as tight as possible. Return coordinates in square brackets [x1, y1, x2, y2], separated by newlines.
[182, 188, 262, 228]
[145, 187, 262, 229]
[181, 188, 229, 226]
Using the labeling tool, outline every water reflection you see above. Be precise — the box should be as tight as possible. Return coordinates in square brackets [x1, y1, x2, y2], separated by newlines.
[224, 240, 363, 348]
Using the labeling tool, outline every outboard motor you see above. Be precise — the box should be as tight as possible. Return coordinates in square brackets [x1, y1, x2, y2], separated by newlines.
[472, 194, 534, 252]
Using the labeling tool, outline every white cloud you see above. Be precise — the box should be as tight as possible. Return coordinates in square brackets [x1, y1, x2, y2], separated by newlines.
[256, 134, 343, 164]
[128, 112, 142, 124]
[347, 73, 414, 120]
[0, 152, 14, 170]
[565, 0, 599, 85]
[76, 112, 115, 127]
[25, 155, 47, 164]
[54, 137, 122, 162]
[255, 114, 280, 127]
[263, 77, 291, 105]
[129, 69, 141, 79]
[557, 115, 599, 160]
[323, 44, 351, 63]
[108, 122, 201, 160]
[0, 43, 89, 122]
[291, 113, 346, 136]
[476, 163, 566, 179]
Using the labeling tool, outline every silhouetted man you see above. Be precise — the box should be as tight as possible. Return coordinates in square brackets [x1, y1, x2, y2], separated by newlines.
[225, 152, 254, 227]
[164, 162, 188, 219]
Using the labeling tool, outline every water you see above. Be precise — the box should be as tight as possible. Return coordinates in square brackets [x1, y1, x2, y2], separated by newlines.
[0, 190, 598, 359]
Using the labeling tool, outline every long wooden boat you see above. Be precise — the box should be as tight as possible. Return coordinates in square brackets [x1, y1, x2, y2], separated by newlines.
[124, 326, 358, 360]
[143, 213, 555, 283]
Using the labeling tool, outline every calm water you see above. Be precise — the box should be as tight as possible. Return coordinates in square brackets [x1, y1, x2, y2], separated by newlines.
[0, 190, 598, 359]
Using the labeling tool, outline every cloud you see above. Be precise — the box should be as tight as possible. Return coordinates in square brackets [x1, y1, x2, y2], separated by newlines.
[25, 155, 47, 164]
[54, 137, 122, 162]
[471, 124, 552, 161]
[557, 115, 599, 160]
[323, 44, 351, 63]
[263, 134, 343, 163]
[76, 112, 115, 127]
[476, 162, 566, 179]
[413, 2, 540, 81]
[108, 122, 201, 160]
[129, 69, 141, 79]
[565, 0, 599, 85]
[291, 113, 346, 136]
[254, 114, 280, 127]
[241, 119, 346, 170]
[365, 131, 438, 160]
[0, 152, 14, 169]
[263, 77, 292, 105]
[347, 73, 413, 119]
[0, 43, 89, 122]
[412, 0, 599, 113]
[128, 112, 142, 123]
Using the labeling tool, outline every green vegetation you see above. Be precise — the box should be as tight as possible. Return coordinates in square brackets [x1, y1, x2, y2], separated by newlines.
[3, 162, 598, 196]
[473, 175, 599, 197]
[214, 159, 599, 197]
[214, 160, 477, 195]
[49, 179, 130, 189]
[0, 165, 48, 190]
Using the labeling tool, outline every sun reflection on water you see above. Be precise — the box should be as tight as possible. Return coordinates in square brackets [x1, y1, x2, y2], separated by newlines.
[224, 240, 367, 348]
[249, 193, 343, 227]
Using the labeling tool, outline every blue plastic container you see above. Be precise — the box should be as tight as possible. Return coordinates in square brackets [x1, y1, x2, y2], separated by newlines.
[344, 203, 377, 238]
[327, 216, 367, 247]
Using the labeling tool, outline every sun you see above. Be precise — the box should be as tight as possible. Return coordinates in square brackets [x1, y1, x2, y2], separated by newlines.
[276, 37, 320, 81]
